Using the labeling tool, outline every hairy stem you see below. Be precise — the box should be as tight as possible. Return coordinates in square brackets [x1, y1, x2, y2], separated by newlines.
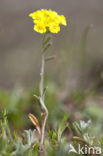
[40, 54, 45, 98]
[39, 38, 48, 148]
[40, 98, 48, 146]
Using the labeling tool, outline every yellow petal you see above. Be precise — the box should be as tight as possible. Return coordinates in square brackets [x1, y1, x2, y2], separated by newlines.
[34, 24, 46, 33]
[49, 25, 60, 33]
[60, 15, 67, 26]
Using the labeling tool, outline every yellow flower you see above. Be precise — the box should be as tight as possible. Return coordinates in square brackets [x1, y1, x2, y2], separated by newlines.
[60, 15, 67, 26]
[34, 24, 46, 34]
[49, 25, 60, 33]
[29, 9, 67, 34]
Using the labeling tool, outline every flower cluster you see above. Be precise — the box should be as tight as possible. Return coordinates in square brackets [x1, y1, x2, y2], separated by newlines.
[29, 9, 67, 34]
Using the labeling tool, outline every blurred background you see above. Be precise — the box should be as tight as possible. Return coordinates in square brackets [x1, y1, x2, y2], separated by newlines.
[0, 0, 103, 131]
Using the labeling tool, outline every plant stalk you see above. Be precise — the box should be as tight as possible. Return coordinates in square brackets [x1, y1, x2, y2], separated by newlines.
[39, 51, 48, 149]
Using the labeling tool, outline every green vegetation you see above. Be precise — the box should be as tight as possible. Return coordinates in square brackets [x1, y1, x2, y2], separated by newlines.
[0, 85, 103, 155]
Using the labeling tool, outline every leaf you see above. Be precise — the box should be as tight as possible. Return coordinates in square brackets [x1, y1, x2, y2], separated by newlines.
[24, 129, 38, 146]
[49, 130, 57, 140]
[73, 136, 85, 143]
[57, 114, 69, 142]
[42, 43, 51, 53]
[83, 133, 94, 145]
[73, 122, 81, 136]
[11, 140, 27, 156]
[28, 113, 41, 135]
[80, 120, 91, 132]
[43, 37, 51, 46]
[73, 120, 91, 136]
[42, 87, 48, 99]
[45, 55, 56, 62]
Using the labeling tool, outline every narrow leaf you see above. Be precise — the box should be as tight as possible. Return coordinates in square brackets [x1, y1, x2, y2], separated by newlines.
[43, 37, 51, 46]
[45, 55, 56, 62]
[42, 43, 51, 53]
[28, 113, 41, 135]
